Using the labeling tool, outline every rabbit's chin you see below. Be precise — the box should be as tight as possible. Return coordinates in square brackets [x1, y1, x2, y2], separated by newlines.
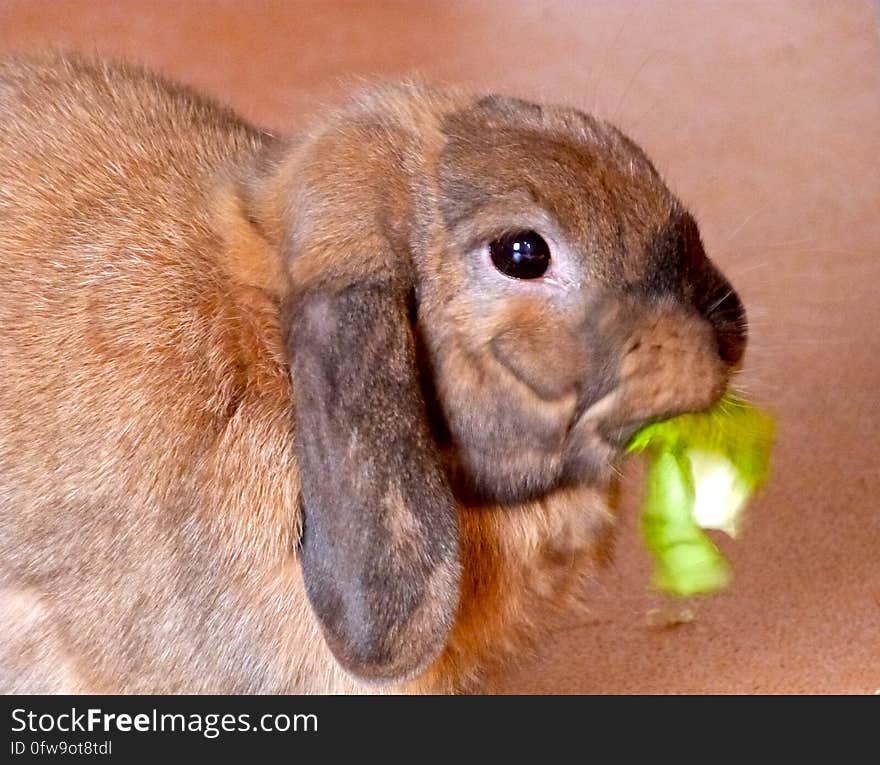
[442, 433, 617, 506]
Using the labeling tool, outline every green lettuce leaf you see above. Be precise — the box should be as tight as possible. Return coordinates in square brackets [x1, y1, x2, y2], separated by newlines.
[627, 396, 775, 596]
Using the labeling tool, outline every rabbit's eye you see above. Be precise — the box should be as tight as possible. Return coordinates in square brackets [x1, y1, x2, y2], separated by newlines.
[489, 230, 551, 280]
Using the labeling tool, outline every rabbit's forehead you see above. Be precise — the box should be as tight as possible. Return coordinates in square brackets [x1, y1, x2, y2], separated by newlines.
[436, 98, 679, 280]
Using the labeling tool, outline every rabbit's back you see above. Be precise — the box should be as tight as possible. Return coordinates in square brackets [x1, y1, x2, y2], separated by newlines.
[0, 56, 325, 692]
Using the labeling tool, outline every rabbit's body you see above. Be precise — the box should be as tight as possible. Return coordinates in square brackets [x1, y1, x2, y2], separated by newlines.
[0, 55, 746, 693]
[0, 57, 321, 692]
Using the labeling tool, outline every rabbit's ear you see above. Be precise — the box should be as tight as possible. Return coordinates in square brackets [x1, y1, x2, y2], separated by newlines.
[285, 277, 461, 684]
[232, 87, 462, 682]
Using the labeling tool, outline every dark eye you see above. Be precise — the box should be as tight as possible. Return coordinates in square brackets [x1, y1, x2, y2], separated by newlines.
[489, 230, 551, 280]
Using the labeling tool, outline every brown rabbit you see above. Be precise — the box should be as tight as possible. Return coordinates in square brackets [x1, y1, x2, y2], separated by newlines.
[0, 54, 746, 693]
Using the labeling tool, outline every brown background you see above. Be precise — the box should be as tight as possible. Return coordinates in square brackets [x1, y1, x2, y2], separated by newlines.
[1, 0, 877, 693]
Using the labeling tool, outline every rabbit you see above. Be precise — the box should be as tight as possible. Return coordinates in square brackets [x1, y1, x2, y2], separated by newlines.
[0, 53, 747, 694]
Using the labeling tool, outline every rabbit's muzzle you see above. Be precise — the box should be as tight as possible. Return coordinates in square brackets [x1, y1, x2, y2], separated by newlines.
[571, 261, 747, 455]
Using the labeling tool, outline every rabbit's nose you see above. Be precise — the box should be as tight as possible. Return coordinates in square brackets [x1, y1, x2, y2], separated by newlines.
[676, 214, 748, 367]
[706, 285, 747, 365]
[691, 261, 747, 367]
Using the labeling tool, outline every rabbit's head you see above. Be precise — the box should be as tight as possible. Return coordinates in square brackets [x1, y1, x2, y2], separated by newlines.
[236, 85, 746, 685]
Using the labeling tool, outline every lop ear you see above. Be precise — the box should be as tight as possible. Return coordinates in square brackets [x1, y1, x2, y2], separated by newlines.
[231, 87, 462, 682]
[284, 277, 461, 684]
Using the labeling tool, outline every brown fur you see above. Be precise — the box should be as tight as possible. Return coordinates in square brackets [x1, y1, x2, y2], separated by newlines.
[0, 54, 746, 692]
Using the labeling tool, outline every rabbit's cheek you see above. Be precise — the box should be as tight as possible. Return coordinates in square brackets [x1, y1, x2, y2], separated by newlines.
[436, 339, 578, 451]
[424, 338, 582, 501]
[489, 325, 584, 401]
